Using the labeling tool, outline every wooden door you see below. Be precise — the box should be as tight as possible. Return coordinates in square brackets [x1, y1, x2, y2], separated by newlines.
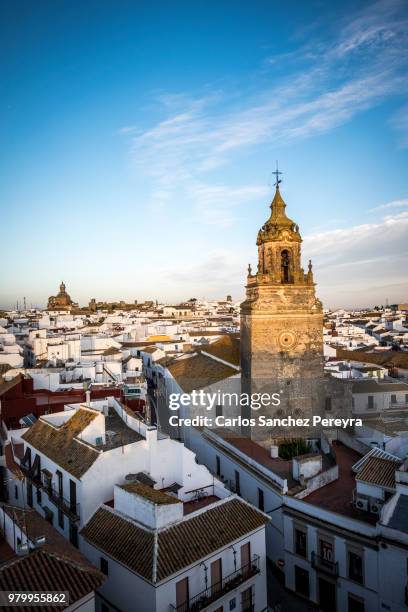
[211, 558, 222, 594]
[241, 542, 251, 571]
[176, 577, 189, 612]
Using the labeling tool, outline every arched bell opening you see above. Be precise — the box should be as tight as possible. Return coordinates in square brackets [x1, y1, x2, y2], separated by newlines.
[281, 249, 292, 284]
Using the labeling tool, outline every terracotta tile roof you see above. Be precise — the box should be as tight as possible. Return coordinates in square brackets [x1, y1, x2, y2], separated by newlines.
[119, 482, 180, 505]
[356, 456, 401, 489]
[120, 341, 154, 348]
[81, 507, 154, 580]
[103, 347, 121, 356]
[336, 347, 408, 370]
[4, 444, 24, 478]
[142, 346, 162, 355]
[0, 549, 104, 611]
[199, 335, 240, 366]
[22, 409, 100, 479]
[81, 498, 268, 583]
[189, 331, 227, 337]
[155, 498, 267, 581]
[0, 373, 23, 397]
[167, 353, 237, 393]
[352, 380, 408, 393]
[2, 505, 93, 568]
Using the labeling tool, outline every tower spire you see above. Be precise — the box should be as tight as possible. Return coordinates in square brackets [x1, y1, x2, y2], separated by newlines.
[272, 161, 282, 189]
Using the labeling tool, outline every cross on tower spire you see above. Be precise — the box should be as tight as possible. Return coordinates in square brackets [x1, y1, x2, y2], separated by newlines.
[272, 161, 282, 188]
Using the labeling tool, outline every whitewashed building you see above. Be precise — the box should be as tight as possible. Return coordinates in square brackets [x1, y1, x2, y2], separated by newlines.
[81, 486, 269, 612]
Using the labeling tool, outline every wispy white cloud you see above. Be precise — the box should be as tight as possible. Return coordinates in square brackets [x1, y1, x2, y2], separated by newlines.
[147, 209, 408, 306]
[119, 0, 408, 233]
[302, 210, 408, 306]
[370, 198, 408, 212]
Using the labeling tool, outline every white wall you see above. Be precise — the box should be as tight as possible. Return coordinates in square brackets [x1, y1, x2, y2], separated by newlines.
[83, 526, 267, 612]
[188, 427, 285, 564]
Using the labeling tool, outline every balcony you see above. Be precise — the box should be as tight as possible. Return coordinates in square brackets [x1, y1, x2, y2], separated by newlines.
[387, 402, 408, 410]
[170, 555, 260, 612]
[46, 484, 80, 521]
[19, 465, 80, 521]
[311, 551, 339, 577]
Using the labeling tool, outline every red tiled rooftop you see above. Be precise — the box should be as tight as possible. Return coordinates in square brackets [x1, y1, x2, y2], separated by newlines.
[303, 441, 377, 524]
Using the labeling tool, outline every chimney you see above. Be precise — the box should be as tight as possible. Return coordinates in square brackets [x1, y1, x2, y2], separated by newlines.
[85, 390, 91, 406]
[270, 444, 279, 458]
[145, 426, 157, 448]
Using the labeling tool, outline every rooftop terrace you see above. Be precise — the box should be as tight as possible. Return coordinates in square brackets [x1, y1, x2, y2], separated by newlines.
[92, 407, 144, 450]
[303, 441, 377, 524]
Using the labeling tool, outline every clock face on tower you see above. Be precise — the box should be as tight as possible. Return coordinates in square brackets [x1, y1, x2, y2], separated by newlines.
[278, 330, 297, 350]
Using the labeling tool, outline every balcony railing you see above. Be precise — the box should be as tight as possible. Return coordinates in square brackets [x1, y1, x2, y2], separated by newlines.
[388, 402, 408, 410]
[20, 465, 80, 521]
[311, 551, 338, 577]
[46, 484, 80, 521]
[170, 555, 260, 612]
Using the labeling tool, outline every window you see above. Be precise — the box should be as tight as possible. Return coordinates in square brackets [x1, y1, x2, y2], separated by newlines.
[367, 395, 374, 409]
[14, 484, 18, 500]
[27, 483, 33, 508]
[42, 469, 52, 491]
[36, 487, 42, 504]
[258, 488, 264, 511]
[295, 528, 307, 558]
[216, 404, 223, 417]
[325, 397, 332, 411]
[69, 480, 77, 514]
[69, 522, 78, 548]
[241, 586, 253, 612]
[56, 470, 63, 498]
[348, 551, 363, 584]
[348, 594, 364, 612]
[22, 447, 31, 470]
[44, 507, 53, 525]
[229, 598, 236, 610]
[234, 470, 240, 495]
[216, 455, 221, 477]
[295, 565, 309, 597]
[100, 557, 109, 575]
[58, 509, 64, 530]
[391, 394, 397, 404]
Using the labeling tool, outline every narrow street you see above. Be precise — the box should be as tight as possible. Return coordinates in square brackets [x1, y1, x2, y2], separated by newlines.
[267, 562, 318, 612]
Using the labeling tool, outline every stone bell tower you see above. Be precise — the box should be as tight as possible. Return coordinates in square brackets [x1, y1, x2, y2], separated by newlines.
[240, 174, 326, 442]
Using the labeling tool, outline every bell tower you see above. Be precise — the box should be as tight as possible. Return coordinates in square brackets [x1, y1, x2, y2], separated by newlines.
[240, 171, 325, 442]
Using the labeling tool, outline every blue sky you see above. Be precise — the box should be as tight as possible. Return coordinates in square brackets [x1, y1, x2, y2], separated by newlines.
[1, 0, 407, 309]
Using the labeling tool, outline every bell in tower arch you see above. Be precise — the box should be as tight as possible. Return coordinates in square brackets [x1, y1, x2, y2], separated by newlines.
[281, 249, 292, 284]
